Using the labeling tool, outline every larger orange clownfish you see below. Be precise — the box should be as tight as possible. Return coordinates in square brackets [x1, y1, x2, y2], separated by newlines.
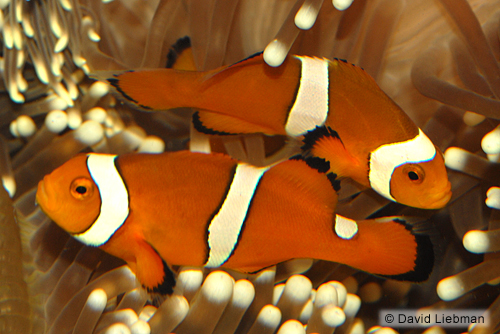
[102, 47, 451, 210]
[36, 151, 434, 294]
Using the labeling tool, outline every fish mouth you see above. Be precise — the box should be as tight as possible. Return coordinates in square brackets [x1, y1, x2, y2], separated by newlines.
[425, 183, 453, 209]
[428, 190, 452, 209]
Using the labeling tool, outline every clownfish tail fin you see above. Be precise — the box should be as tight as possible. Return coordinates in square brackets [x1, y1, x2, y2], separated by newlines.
[339, 216, 435, 282]
[378, 217, 435, 282]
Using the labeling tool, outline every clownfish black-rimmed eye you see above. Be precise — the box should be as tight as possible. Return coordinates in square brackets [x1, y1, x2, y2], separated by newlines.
[70, 177, 95, 200]
[403, 165, 425, 184]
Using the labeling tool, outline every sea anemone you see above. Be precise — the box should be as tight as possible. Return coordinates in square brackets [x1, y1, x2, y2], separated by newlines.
[2, 0, 500, 333]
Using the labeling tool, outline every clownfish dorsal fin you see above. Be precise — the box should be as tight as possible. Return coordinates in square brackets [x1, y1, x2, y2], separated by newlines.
[193, 110, 280, 136]
[166, 36, 197, 71]
[226, 51, 264, 68]
[329, 58, 380, 93]
[302, 126, 367, 185]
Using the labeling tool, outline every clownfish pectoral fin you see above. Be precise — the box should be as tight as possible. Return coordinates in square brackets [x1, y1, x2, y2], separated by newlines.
[133, 240, 176, 295]
[193, 111, 279, 136]
[302, 126, 361, 182]
[355, 216, 435, 282]
[289, 155, 342, 192]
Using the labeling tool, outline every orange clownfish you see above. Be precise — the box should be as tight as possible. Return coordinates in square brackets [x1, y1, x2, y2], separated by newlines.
[36, 151, 434, 294]
[103, 46, 451, 210]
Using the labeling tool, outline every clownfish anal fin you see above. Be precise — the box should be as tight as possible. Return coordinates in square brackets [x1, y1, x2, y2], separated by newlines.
[193, 111, 277, 136]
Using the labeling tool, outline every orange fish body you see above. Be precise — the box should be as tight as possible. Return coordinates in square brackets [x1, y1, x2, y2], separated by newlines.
[37, 151, 433, 294]
[104, 51, 451, 209]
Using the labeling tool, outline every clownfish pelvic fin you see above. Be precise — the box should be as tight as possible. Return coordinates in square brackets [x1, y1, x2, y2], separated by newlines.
[100, 228, 176, 294]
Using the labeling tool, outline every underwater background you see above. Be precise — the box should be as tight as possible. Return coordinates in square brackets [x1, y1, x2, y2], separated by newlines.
[1, 0, 500, 333]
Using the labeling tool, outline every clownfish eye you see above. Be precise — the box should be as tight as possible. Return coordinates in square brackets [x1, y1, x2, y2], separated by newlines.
[408, 171, 419, 181]
[403, 165, 425, 184]
[70, 177, 94, 200]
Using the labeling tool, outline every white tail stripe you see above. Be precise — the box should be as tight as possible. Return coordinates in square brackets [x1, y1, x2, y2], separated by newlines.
[335, 215, 358, 239]
[285, 56, 329, 137]
[369, 129, 437, 201]
[205, 163, 270, 268]
[73, 154, 129, 247]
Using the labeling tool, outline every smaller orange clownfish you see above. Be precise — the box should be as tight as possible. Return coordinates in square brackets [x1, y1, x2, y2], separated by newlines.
[100, 39, 451, 210]
[36, 151, 434, 294]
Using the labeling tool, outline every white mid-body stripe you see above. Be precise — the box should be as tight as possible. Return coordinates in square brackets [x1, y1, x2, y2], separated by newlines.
[369, 129, 437, 201]
[335, 215, 358, 239]
[205, 163, 270, 268]
[73, 154, 129, 247]
[285, 56, 329, 137]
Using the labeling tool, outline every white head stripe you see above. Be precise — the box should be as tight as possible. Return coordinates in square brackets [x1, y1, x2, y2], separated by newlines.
[285, 56, 329, 137]
[368, 129, 436, 201]
[205, 163, 270, 268]
[73, 154, 129, 247]
[335, 215, 358, 239]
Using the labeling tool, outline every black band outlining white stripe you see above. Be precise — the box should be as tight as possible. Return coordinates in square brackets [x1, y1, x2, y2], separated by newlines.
[72, 154, 129, 247]
[335, 215, 358, 239]
[285, 56, 329, 137]
[205, 163, 270, 267]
